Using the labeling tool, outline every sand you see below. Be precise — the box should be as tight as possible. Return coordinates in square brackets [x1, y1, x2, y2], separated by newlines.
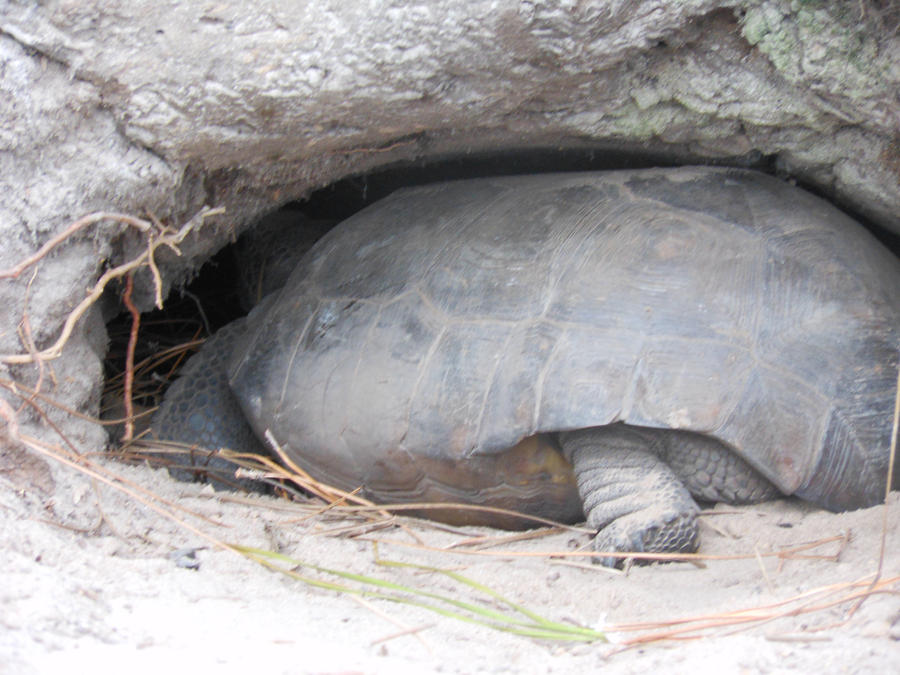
[2, 449, 898, 674]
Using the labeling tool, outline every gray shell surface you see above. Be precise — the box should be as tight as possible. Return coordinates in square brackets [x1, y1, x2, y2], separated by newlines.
[229, 168, 900, 512]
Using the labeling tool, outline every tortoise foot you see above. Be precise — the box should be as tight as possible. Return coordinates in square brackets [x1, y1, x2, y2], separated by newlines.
[559, 425, 700, 568]
[591, 507, 699, 568]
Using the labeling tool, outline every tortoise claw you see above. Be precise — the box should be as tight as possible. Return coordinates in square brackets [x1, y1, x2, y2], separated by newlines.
[591, 510, 699, 568]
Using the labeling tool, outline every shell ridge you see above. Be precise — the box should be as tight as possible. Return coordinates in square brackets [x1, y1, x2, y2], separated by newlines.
[342, 298, 388, 444]
[416, 182, 512, 289]
[403, 321, 448, 449]
[278, 297, 320, 415]
[471, 324, 518, 456]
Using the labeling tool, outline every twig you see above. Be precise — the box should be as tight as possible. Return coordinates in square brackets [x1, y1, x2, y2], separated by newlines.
[369, 620, 437, 647]
[447, 528, 563, 551]
[348, 594, 433, 652]
[16, 269, 54, 407]
[0, 376, 146, 426]
[91, 477, 132, 543]
[121, 273, 140, 441]
[331, 502, 593, 534]
[549, 559, 624, 575]
[754, 545, 775, 594]
[1, 207, 224, 365]
[0, 389, 228, 528]
[367, 532, 849, 564]
[0, 398, 20, 440]
[0, 212, 151, 280]
[264, 429, 424, 544]
[629, 576, 899, 645]
[846, 365, 900, 620]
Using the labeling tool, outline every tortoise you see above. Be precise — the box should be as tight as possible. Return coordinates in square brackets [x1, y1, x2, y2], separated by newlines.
[154, 167, 900, 563]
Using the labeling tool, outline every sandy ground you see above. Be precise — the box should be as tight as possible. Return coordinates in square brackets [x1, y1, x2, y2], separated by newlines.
[2, 448, 898, 675]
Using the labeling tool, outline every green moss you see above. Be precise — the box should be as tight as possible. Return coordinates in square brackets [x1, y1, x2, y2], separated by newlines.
[740, 9, 770, 46]
[611, 102, 686, 141]
[740, 2, 888, 97]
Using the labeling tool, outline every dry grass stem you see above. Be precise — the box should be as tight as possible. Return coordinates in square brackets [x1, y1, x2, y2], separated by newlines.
[367, 532, 851, 564]
[349, 594, 434, 652]
[549, 559, 625, 575]
[607, 574, 899, 646]
[446, 529, 564, 551]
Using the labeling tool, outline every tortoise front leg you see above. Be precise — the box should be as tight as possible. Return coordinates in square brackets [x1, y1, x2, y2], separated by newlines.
[559, 426, 699, 567]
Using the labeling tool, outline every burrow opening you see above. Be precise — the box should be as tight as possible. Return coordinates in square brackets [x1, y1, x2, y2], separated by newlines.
[103, 146, 702, 438]
[100, 146, 898, 458]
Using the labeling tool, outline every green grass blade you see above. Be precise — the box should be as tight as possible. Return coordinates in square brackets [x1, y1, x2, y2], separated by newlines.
[376, 557, 604, 639]
[230, 544, 605, 642]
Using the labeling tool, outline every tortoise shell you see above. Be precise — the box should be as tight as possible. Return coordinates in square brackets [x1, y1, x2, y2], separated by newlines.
[228, 167, 899, 521]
